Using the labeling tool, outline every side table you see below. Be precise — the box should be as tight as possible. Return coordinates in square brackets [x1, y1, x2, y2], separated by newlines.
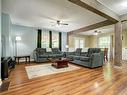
[14, 55, 30, 64]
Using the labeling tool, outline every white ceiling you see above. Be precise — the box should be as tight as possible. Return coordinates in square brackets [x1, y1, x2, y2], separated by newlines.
[2, 0, 106, 32]
[98, 0, 127, 15]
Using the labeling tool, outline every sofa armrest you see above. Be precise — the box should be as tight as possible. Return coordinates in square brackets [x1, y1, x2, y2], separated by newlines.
[100, 51, 104, 63]
[33, 50, 39, 61]
[90, 53, 103, 68]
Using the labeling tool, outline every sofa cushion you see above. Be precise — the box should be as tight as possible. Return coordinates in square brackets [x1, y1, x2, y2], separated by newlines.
[53, 54, 63, 57]
[67, 55, 75, 59]
[87, 48, 93, 57]
[73, 56, 81, 60]
[48, 54, 54, 58]
[80, 57, 90, 61]
[87, 48, 101, 57]
[92, 48, 100, 53]
[36, 48, 46, 54]
[75, 48, 82, 56]
[52, 48, 61, 54]
[39, 55, 49, 58]
[96, 48, 101, 53]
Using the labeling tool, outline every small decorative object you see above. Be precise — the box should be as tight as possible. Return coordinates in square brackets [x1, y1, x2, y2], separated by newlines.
[66, 45, 69, 52]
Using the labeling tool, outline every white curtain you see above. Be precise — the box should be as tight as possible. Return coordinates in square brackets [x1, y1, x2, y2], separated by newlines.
[52, 31, 59, 48]
[41, 29, 49, 48]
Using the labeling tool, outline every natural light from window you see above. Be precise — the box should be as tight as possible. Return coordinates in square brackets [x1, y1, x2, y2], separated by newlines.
[74, 37, 84, 49]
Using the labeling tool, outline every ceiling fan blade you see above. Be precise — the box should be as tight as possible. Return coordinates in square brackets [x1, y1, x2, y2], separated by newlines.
[60, 23, 68, 25]
[50, 22, 56, 23]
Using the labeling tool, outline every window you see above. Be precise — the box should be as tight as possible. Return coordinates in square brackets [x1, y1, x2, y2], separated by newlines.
[74, 37, 84, 49]
[52, 32, 59, 48]
[98, 36, 111, 58]
[40, 30, 60, 48]
[98, 36, 110, 48]
[41, 30, 49, 48]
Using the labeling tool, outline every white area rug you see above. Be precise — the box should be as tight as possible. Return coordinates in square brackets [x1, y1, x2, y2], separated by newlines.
[25, 64, 80, 79]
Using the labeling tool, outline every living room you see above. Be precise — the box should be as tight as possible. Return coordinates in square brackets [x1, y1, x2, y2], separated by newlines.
[0, 0, 127, 95]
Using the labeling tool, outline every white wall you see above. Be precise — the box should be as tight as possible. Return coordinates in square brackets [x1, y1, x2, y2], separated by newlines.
[1, 13, 13, 57]
[62, 32, 67, 52]
[11, 25, 37, 58]
[11, 25, 68, 57]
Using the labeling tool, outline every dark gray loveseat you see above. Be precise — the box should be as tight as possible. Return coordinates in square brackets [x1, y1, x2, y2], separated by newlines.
[33, 48, 64, 62]
[69, 48, 104, 68]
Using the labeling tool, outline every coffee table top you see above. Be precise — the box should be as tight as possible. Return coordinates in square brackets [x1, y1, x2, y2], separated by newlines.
[48, 57, 70, 63]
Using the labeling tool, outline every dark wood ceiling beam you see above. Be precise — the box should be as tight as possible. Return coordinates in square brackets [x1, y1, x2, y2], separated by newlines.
[122, 20, 127, 22]
[68, 20, 114, 35]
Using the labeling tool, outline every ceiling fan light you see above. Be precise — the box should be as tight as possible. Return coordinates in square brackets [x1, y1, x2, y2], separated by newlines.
[56, 24, 59, 27]
[94, 33, 98, 35]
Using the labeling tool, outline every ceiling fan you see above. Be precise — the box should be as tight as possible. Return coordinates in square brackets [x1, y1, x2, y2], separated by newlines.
[94, 30, 101, 35]
[51, 20, 69, 26]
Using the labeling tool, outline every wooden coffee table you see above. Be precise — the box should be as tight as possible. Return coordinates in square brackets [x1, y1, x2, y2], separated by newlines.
[49, 58, 69, 69]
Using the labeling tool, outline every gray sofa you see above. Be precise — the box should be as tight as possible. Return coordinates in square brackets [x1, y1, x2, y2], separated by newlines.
[68, 48, 104, 68]
[33, 48, 64, 62]
[66, 48, 82, 60]
[51, 48, 64, 58]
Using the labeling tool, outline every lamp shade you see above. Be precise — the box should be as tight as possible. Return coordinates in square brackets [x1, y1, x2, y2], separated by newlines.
[16, 36, 21, 41]
[66, 45, 69, 48]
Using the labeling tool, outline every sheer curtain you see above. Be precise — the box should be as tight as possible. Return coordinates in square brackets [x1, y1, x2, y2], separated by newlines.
[52, 31, 59, 48]
[41, 29, 49, 48]
[40, 29, 60, 49]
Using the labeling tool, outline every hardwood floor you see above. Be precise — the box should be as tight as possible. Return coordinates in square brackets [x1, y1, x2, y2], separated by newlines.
[1, 62, 127, 95]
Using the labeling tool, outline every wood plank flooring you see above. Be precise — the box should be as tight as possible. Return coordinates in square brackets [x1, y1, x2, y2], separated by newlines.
[1, 62, 127, 95]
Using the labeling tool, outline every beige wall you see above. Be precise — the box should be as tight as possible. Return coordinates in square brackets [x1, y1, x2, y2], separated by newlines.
[88, 35, 98, 48]
[68, 34, 91, 48]
[68, 30, 127, 48]
[122, 30, 127, 48]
